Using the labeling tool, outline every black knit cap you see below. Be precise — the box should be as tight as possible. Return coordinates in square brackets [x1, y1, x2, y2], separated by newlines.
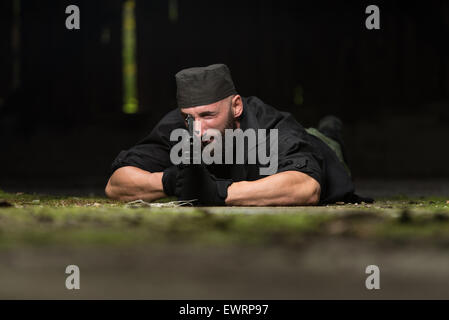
[175, 64, 237, 108]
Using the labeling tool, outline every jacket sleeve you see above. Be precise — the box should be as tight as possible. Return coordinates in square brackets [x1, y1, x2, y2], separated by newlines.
[276, 131, 325, 188]
[110, 109, 184, 174]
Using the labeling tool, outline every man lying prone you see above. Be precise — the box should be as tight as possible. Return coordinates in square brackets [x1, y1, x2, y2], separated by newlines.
[105, 64, 371, 206]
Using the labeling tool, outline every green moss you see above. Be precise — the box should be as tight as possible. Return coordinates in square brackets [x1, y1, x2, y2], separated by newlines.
[1, 190, 449, 248]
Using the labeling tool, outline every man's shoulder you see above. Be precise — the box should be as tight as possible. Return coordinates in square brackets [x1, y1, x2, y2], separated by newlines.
[134, 108, 184, 145]
[243, 96, 280, 115]
[242, 96, 302, 131]
[153, 108, 185, 132]
[161, 108, 184, 124]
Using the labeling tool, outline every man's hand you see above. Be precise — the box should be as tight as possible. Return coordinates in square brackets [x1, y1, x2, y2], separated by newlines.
[175, 165, 233, 206]
[161, 165, 181, 197]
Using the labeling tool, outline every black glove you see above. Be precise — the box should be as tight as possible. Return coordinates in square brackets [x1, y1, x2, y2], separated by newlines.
[175, 165, 233, 206]
[161, 166, 180, 197]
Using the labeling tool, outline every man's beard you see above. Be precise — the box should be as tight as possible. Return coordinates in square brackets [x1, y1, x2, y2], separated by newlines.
[223, 107, 237, 133]
[201, 108, 237, 158]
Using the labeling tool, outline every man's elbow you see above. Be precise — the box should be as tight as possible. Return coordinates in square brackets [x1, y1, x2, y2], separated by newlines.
[306, 181, 321, 205]
[296, 177, 321, 206]
[104, 167, 163, 202]
[104, 176, 129, 201]
[105, 178, 120, 200]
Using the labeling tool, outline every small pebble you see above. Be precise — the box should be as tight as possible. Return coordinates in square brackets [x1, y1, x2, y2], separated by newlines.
[31, 199, 40, 204]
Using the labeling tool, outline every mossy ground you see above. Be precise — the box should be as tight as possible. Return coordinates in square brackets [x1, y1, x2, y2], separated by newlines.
[1, 190, 449, 248]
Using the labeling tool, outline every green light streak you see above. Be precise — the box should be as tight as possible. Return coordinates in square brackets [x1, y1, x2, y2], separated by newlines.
[122, 0, 138, 114]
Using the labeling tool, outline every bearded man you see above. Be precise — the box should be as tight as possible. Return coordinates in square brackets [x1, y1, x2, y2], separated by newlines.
[105, 64, 371, 206]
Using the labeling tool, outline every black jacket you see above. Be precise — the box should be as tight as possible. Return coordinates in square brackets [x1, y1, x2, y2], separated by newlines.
[111, 96, 361, 204]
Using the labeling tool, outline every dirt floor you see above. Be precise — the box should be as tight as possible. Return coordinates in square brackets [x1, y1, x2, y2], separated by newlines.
[1, 181, 449, 299]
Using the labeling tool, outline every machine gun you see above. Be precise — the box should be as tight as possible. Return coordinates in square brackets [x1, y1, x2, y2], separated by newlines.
[184, 115, 201, 165]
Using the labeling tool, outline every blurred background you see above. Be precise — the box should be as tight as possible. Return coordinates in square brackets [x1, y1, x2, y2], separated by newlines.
[0, 0, 448, 196]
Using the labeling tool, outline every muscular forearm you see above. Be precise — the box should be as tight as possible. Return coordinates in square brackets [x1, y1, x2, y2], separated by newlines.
[225, 171, 321, 206]
[105, 166, 166, 201]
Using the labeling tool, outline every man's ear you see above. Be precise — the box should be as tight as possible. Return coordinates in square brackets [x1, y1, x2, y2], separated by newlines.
[231, 95, 243, 119]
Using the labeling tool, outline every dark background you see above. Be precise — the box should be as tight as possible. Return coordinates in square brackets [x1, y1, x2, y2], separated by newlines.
[0, 0, 448, 195]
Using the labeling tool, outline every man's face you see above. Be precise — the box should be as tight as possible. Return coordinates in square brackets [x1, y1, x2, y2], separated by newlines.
[180, 96, 237, 147]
